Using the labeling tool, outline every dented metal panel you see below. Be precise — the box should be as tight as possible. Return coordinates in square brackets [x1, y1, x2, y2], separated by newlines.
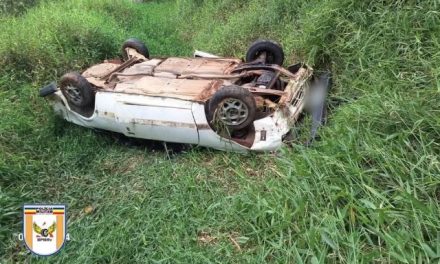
[155, 57, 241, 76]
[112, 76, 223, 102]
[51, 92, 199, 144]
[191, 104, 290, 152]
[83, 62, 121, 78]
[113, 94, 199, 144]
[51, 91, 125, 133]
[250, 111, 289, 151]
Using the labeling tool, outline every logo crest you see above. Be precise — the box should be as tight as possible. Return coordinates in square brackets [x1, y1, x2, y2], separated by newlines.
[23, 205, 66, 256]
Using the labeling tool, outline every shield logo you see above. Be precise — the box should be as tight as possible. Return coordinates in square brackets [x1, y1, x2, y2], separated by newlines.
[23, 205, 66, 256]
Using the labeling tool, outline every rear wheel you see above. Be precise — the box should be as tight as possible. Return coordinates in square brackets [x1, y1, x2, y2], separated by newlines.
[245, 39, 284, 66]
[121, 38, 149, 61]
[60, 72, 95, 108]
[208, 86, 256, 133]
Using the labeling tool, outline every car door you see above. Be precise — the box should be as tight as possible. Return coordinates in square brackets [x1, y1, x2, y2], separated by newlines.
[113, 93, 199, 144]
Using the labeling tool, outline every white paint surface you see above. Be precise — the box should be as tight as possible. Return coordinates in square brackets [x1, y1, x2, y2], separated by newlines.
[50, 91, 293, 152]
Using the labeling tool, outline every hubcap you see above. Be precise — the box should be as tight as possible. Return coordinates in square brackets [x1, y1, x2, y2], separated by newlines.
[65, 85, 83, 104]
[218, 98, 249, 126]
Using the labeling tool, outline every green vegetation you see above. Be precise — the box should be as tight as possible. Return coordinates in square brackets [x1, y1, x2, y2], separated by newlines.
[1, 0, 439, 262]
[0, 0, 40, 16]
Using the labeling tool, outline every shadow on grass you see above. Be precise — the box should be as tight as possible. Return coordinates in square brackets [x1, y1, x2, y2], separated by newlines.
[91, 129, 191, 156]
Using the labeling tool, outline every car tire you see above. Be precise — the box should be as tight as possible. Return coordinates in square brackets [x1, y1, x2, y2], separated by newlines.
[245, 39, 285, 66]
[121, 38, 149, 61]
[208, 86, 256, 132]
[60, 72, 95, 108]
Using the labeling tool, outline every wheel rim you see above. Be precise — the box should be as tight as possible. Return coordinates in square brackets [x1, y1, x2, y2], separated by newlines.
[65, 85, 83, 105]
[218, 98, 249, 126]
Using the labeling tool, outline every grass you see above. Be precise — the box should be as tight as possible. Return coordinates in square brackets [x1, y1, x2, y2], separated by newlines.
[0, 0, 439, 263]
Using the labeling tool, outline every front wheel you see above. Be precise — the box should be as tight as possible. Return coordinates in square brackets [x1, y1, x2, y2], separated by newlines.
[208, 86, 256, 133]
[60, 72, 95, 108]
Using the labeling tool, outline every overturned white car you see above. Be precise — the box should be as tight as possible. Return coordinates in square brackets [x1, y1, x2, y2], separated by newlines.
[40, 39, 329, 152]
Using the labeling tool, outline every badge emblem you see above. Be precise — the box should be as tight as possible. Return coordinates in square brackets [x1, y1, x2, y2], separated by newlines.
[23, 205, 67, 256]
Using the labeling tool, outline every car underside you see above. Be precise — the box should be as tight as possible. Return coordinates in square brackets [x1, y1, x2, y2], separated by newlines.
[40, 39, 328, 152]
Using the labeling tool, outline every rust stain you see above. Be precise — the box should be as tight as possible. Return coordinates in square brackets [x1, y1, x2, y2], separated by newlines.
[83, 62, 121, 78]
[196, 124, 212, 130]
[155, 57, 241, 76]
[224, 60, 242, 74]
[132, 118, 196, 129]
[99, 111, 116, 118]
[248, 87, 285, 96]
[195, 80, 223, 102]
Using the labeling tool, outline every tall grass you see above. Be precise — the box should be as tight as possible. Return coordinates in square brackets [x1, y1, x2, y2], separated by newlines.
[0, 0, 191, 85]
[0, 0, 40, 16]
[0, 0, 439, 263]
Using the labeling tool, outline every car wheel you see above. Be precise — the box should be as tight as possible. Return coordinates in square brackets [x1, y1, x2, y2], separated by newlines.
[208, 86, 256, 133]
[121, 38, 149, 61]
[245, 39, 285, 66]
[60, 72, 95, 108]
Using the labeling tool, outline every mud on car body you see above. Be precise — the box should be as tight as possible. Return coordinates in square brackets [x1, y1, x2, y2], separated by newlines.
[40, 38, 328, 152]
